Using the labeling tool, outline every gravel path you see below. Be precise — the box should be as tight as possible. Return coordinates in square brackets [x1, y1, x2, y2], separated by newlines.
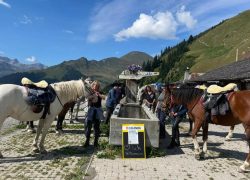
[1, 117, 250, 179]
[90, 123, 250, 180]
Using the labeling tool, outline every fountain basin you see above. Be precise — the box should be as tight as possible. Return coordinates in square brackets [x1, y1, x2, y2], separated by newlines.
[109, 103, 159, 147]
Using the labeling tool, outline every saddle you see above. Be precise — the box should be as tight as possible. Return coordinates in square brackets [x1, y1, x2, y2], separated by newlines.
[206, 83, 237, 94]
[203, 83, 238, 121]
[21, 77, 48, 89]
[21, 77, 56, 119]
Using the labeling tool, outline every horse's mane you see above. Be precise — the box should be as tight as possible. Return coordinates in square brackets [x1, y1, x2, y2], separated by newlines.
[52, 80, 84, 101]
[172, 84, 203, 104]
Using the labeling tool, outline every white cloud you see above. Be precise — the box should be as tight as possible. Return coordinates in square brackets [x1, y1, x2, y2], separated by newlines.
[20, 15, 32, 24]
[176, 6, 197, 29]
[26, 56, 37, 63]
[87, 0, 186, 43]
[87, 0, 135, 43]
[114, 11, 178, 41]
[0, 0, 11, 8]
[63, 30, 74, 34]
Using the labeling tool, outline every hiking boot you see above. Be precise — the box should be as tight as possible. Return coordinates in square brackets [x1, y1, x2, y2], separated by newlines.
[167, 139, 176, 149]
[83, 139, 90, 148]
[175, 141, 180, 147]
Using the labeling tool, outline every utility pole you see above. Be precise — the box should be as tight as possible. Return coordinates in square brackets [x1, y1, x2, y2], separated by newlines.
[235, 48, 238, 62]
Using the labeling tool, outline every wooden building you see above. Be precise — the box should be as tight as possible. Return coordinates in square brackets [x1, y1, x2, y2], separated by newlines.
[189, 58, 250, 90]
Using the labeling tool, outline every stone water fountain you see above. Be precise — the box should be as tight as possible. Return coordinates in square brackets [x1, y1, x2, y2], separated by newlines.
[109, 69, 160, 147]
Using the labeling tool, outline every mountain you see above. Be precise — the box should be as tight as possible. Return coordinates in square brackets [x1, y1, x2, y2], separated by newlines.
[0, 56, 47, 77]
[0, 51, 152, 87]
[143, 10, 250, 83]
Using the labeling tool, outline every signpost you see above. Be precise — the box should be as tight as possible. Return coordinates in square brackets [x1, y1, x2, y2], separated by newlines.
[122, 124, 146, 159]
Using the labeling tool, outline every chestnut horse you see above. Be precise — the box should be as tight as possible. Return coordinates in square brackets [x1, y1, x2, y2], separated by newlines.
[171, 84, 250, 172]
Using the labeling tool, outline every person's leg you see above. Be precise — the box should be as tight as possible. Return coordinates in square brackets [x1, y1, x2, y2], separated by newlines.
[93, 118, 101, 147]
[84, 120, 92, 147]
[174, 117, 182, 146]
[167, 117, 177, 149]
[105, 107, 114, 124]
[159, 110, 166, 138]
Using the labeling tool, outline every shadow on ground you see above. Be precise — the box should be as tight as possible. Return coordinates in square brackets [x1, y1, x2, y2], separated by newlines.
[0, 145, 94, 164]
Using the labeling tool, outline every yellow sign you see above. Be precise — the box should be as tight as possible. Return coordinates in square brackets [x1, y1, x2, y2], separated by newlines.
[122, 124, 146, 159]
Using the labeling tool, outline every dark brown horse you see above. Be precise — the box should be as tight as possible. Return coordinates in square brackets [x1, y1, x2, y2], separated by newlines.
[171, 84, 250, 172]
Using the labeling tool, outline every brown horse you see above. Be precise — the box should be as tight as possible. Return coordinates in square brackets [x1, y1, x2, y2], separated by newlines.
[171, 84, 250, 172]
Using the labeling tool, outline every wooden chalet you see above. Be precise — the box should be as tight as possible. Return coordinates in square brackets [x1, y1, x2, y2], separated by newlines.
[188, 58, 250, 90]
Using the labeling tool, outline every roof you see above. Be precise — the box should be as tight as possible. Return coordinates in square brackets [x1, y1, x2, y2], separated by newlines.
[190, 58, 250, 82]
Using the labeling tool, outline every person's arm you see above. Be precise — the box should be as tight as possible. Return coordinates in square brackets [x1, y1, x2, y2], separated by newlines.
[177, 106, 188, 117]
[96, 91, 105, 100]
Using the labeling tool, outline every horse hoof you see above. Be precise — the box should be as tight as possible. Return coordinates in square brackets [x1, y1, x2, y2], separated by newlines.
[200, 152, 206, 159]
[238, 162, 250, 173]
[225, 137, 232, 141]
[238, 167, 250, 173]
[195, 154, 201, 160]
[33, 148, 40, 153]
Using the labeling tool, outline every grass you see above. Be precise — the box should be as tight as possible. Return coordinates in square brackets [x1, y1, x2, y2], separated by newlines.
[146, 147, 166, 158]
[0, 123, 26, 135]
[96, 139, 121, 159]
[64, 156, 90, 180]
[96, 139, 167, 159]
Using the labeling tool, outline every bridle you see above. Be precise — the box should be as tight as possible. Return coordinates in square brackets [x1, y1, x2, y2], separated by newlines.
[81, 79, 96, 99]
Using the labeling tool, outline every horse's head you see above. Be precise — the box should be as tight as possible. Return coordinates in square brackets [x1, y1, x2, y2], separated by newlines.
[81, 78, 98, 103]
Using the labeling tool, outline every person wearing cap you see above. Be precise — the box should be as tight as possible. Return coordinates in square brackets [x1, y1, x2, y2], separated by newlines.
[105, 82, 119, 124]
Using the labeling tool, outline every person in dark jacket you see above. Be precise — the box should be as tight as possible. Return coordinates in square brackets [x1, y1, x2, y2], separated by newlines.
[84, 80, 105, 147]
[105, 82, 119, 124]
[167, 104, 188, 149]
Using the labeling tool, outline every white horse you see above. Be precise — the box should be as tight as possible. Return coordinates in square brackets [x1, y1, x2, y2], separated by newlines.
[0, 79, 95, 157]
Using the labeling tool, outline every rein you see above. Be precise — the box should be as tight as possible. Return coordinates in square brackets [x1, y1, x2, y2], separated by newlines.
[81, 80, 95, 99]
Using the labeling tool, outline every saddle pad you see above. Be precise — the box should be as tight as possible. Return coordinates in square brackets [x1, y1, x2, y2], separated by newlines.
[21, 77, 48, 89]
[207, 83, 237, 94]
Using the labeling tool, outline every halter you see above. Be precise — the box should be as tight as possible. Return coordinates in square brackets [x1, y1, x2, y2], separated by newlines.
[81, 79, 96, 99]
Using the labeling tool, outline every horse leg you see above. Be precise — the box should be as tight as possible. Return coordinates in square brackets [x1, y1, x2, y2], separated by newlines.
[32, 119, 44, 153]
[0, 119, 5, 158]
[200, 121, 209, 159]
[225, 125, 234, 141]
[192, 118, 203, 160]
[188, 118, 193, 136]
[69, 102, 76, 123]
[75, 100, 81, 120]
[38, 117, 54, 153]
[239, 124, 250, 172]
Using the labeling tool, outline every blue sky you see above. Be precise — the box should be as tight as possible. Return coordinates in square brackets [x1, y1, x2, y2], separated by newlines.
[1, 0, 250, 66]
